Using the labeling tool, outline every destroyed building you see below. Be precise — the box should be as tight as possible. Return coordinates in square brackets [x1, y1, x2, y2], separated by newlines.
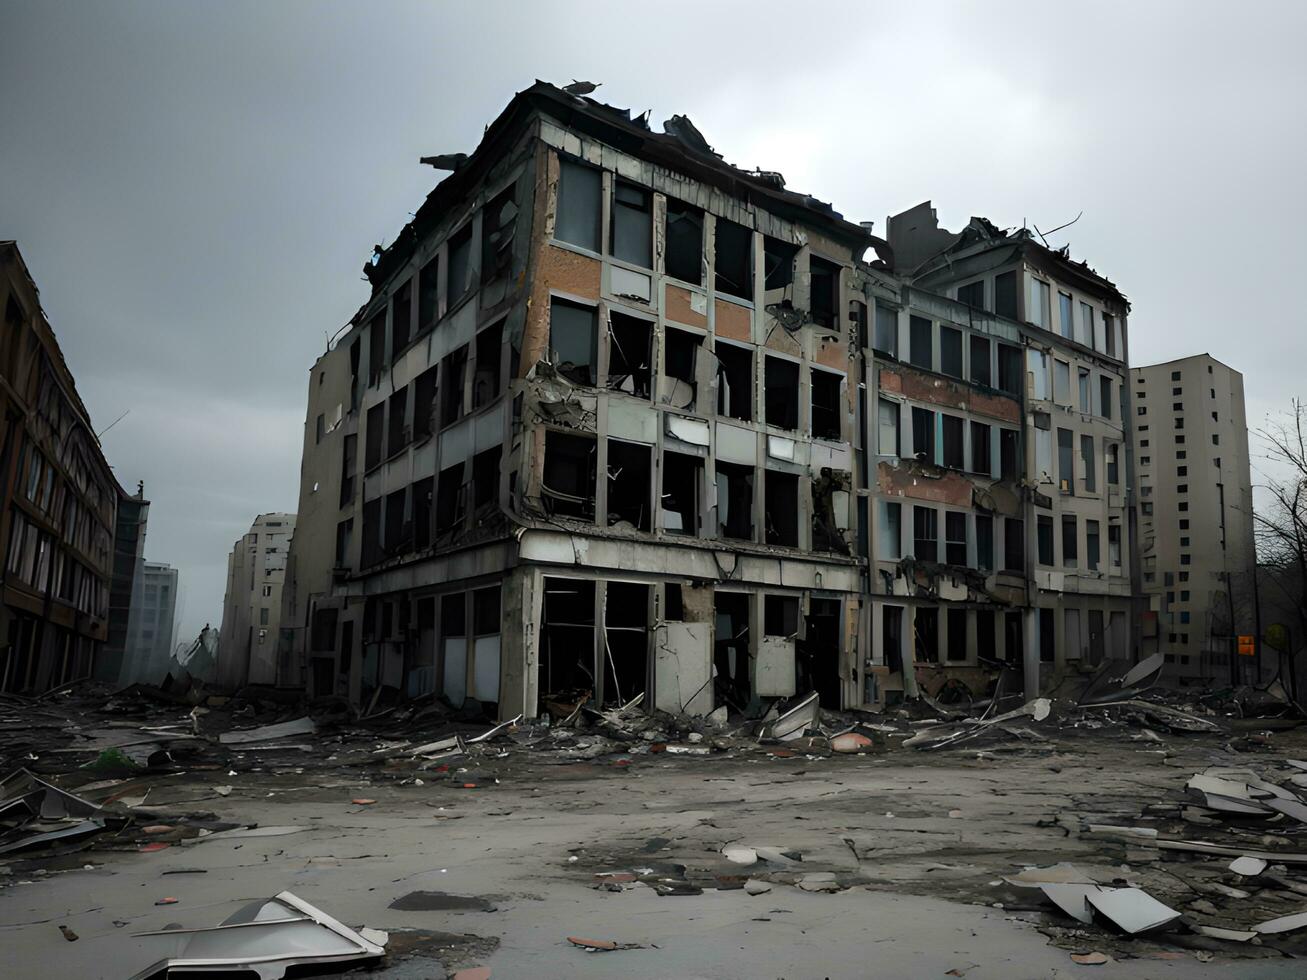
[884, 204, 1137, 699]
[282, 85, 1144, 719]
[217, 513, 295, 689]
[283, 83, 872, 718]
[1131, 354, 1257, 682]
[0, 242, 128, 692]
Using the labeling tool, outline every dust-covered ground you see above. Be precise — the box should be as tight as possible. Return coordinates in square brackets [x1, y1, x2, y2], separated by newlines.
[6, 700, 1307, 979]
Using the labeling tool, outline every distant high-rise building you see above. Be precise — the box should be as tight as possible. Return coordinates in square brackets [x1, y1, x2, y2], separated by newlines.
[1131, 354, 1256, 682]
[120, 561, 179, 684]
[217, 513, 295, 689]
[103, 486, 149, 683]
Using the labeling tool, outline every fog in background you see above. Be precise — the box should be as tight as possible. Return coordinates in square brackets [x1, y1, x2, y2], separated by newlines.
[2, 0, 1304, 644]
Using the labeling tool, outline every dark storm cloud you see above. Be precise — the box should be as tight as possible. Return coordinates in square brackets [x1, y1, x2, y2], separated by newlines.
[2, 0, 1304, 642]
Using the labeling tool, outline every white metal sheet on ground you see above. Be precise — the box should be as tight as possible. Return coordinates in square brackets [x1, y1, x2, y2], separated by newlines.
[1230, 856, 1268, 876]
[1253, 910, 1307, 935]
[1086, 887, 1180, 934]
[1039, 883, 1100, 924]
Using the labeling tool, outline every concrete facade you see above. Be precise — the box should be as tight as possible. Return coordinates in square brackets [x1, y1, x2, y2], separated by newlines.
[1132, 354, 1256, 682]
[0, 242, 124, 692]
[217, 513, 295, 689]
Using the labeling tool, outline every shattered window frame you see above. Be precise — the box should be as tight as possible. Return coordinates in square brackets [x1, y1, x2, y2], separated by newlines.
[548, 297, 598, 387]
[715, 460, 755, 541]
[912, 504, 937, 561]
[542, 430, 597, 521]
[810, 367, 842, 441]
[763, 355, 800, 431]
[481, 180, 519, 284]
[664, 198, 704, 285]
[713, 216, 753, 301]
[446, 223, 472, 309]
[714, 339, 753, 421]
[911, 406, 935, 463]
[473, 320, 504, 408]
[606, 438, 652, 531]
[808, 254, 839, 329]
[764, 469, 800, 548]
[661, 450, 703, 537]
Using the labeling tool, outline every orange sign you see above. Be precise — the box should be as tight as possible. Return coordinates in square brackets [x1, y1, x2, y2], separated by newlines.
[1237, 635, 1256, 657]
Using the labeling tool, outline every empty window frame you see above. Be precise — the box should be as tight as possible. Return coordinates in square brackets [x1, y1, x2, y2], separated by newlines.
[1086, 519, 1100, 571]
[542, 431, 596, 520]
[446, 224, 472, 308]
[473, 321, 503, 407]
[412, 477, 433, 548]
[716, 461, 755, 540]
[606, 439, 652, 531]
[1081, 434, 1096, 492]
[384, 487, 408, 554]
[763, 236, 798, 292]
[482, 182, 518, 283]
[1037, 514, 1054, 565]
[435, 463, 465, 534]
[957, 280, 985, 310]
[909, 315, 932, 370]
[997, 343, 1022, 395]
[1099, 376, 1113, 420]
[663, 327, 701, 408]
[764, 595, 800, 637]
[1062, 514, 1078, 568]
[413, 366, 438, 440]
[556, 159, 601, 251]
[664, 198, 703, 284]
[877, 398, 899, 456]
[809, 255, 839, 328]
[880, 501, 902, 560]
[913, 505, 938, 560]
[1028, 277, 1051, 328]
[976, 514, 994, 570]
[970, 421, 991, 475]
[915, 607, 939, 664]
[1078, 367, 1091, 413]
[941, 414, 964, 469]
[764, 356, 799, 430]
[994, 270, 1018, 319]
[387, 387, 408, 458]
[810, 368, 841, 440]
[1039, 608, 1055, 663]
[365, 403, 385, 470]
[549, 298, 598, 386]
[471, 446, 500, 511]
[1108, 523, 1122, 567]
[945, 511, 967, 565]
[764, 470, 799, 547]
[911, 406, 935, 462]
[662, 451, 702, 535]
[947, 608, 968, 662]
[392, 279, 412, 361]
[1003, 517, 1024, 572]
[874, 304, 897, 356]
[714, 341, 752, 420]
[611, 179, 652, 267]
[940, 326, 963, 378]
[1000, 428, 1019, 480]
[970, 335, 991, 386]
[714, 217, 752, 300]
[607, 312, 653, 399]
[440, 345, 467, 427]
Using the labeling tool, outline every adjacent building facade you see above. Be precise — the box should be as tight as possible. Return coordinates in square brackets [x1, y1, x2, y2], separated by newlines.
[217, 513, 295, 689]
[1, 242, 125, 692]
[1131, 354, 1256, 682]
[118, 560, 179, 685]
[102, 485, 149, 683]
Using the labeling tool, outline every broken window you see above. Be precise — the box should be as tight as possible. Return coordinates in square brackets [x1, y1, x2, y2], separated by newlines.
[412, 477, 432, 549]
[970, 421, 991, 475]
[940, 326, 963, 378]
[473, 321, 503, 407]
[368, 311, 386, 384]
[849, 300, 868, 348]
[715, 592, 751, 708]
[481, 182, 517, 283]
[1087, 519, 1101, 571]
[604, 581, 648, 706]
[880, 501, 902, 559]
[1057, 427, 1074, 491]
[361, 497, 382, 567]
[413, 366, 437, 440]
[541, 577, 595, 701]
[915, 607, 939, 663]
[664, 198, 703, 284]
[392, 279, 412, 361]
[596, 439, 648, 533]
[1037, 515, 1053, 565]
[335, 518, 353, 566]
[911, 406, 935, 462]
[976, 609, 996, 660]
[913, 505, 937, 560]
[1039, 609, 1055, 663]
[809, 255, 839, 328]
[556, 159, 601, 252]
[440, 345, 467, 427]
[1004, 610, 1023, 663]
[664, 582, 684, 620]
[472, 447, 500, 512]
[339, 434, 357, 507]
[607, 312, 653, 398]
[365, 403, 385, 470]
[764, 356, 799, 430]
[542, 431, 596, 521]
[384, 488, 408, 554]
[976, 514, 994, 570]
[764, 595, 799, 636]
[970, 335, 991, 387]
[549, 298, 597, 386]
[714, 341, 752, 420]
[436, 463, 465, 534]
[1003, 517, 1024, 572]
[874, 304, 897, 357]
[1062, 514, 1078, 568]
[447, 224, 471, 308]
[945, 511, 967, 566]
[947, 608, 967, 661]
[957, 280, 985, 310]
[997, 343, 1021, 395]
[994, 270, 1018, 319]
[611, 180, 652, 267]
[764, 470, 799, 547]
[387, 388, 408, 458]
[941, 415, 964, 469]
[762, 236, 797, 294]
[418, 253, 440, 331]
[715, 461, 755, 540]
[661, 451, 702, 535]
[663, 327, 701, 409]
[714, 217, 752, 300]
[1081, 434, 1096, 492]
[909, 316, 932, 370]
[878, 398, 899, 456]
[810, 368, 841, 440]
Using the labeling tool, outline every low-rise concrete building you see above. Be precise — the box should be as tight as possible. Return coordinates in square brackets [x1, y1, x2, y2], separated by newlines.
[1131, 354, 1256, 682]
[217, 513, 295, 689]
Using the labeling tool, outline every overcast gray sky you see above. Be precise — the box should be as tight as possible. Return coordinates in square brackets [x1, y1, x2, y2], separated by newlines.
[2, 0, 1304, 644]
